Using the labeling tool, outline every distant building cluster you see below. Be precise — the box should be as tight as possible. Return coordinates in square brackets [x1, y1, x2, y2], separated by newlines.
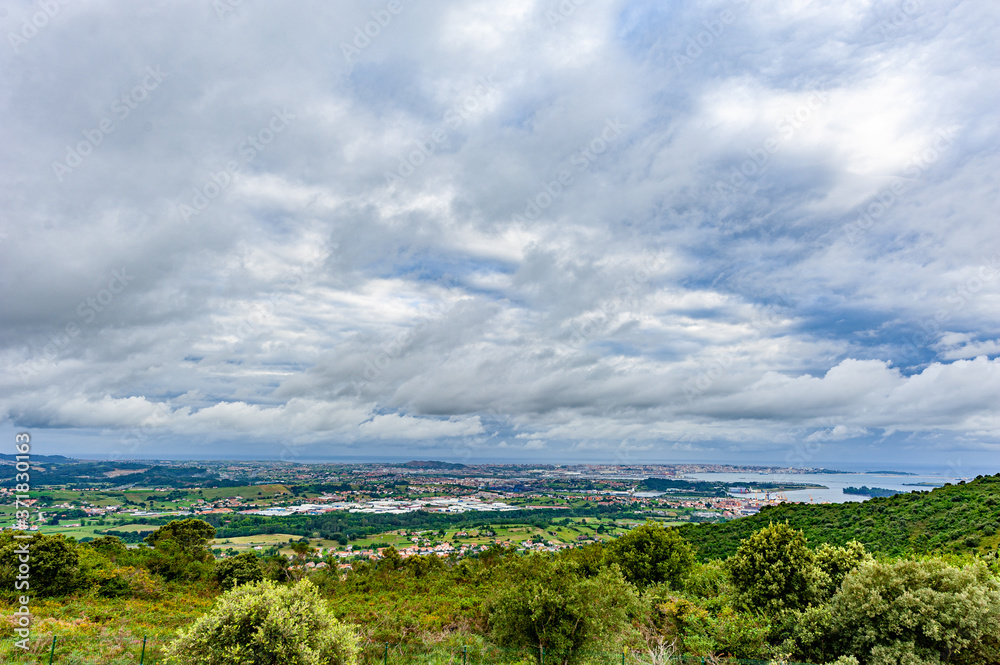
[242, 495, 519, 516]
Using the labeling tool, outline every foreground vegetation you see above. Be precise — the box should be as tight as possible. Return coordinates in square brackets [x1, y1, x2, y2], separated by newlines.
[2, 474, 1000, 664]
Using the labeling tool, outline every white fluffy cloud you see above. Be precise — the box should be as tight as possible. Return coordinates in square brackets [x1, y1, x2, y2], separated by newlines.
[1, 0, 998, 469]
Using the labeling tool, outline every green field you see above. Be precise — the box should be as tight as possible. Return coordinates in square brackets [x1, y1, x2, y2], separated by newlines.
[345, 517, 679, 549]
[5, 509, 692, 551]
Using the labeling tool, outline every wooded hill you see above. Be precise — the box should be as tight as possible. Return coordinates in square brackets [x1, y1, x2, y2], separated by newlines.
[680, 472, 1000, 560]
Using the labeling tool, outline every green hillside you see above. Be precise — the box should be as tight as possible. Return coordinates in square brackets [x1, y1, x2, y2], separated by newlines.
[680, 473, 1000, 560]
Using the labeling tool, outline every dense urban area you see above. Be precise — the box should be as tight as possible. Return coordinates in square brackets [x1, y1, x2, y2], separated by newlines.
[0, 458, 833, 559]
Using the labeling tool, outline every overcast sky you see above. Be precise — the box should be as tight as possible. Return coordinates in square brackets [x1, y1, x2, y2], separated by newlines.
[1, 0, 999, 473]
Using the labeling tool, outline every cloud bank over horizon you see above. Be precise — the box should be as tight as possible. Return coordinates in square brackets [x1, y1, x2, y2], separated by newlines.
[1, 0, 999, 472]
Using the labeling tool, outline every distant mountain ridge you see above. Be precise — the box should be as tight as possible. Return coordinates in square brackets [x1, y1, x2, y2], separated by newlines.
[0, 453, 75, 464]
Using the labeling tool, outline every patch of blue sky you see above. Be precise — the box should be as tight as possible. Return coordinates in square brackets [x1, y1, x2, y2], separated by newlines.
[789, 309, 944, 372]
[589, 340, 642, 357]
[615, 0, 689, 63]
[346, 61, 437, 120]
[380, 252, 515, 286]
[787, 303, 894, 339]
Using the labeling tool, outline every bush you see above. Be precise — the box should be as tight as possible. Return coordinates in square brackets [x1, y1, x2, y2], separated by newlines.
[643, 584, 772, 659]
[85, 535, 128, 562]
[0, 532, 79, 597]
[727, 523, 819, 615]
[117, 565, 164, 598]
[603, 521, 695, 589]
[827, 657, 859, 665]
[652, 596, 715, 656]
[711, 606, 774, 659]
[793, 559, 1000, 664]
[145, 518, 217, 581]
[77, 546, 129, 598]
[681, 560, 730, 600]
[214, 551, 265, 590]
[813, 541, 873, 599]
[486, 555, 641, 661]
[167, 579, 360, 665]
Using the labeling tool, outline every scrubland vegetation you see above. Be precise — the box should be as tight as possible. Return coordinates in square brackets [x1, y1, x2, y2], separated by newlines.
[3, 475, 1000, 664]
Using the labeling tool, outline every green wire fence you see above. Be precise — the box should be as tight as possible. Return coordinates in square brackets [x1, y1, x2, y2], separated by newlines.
[0, 633, 166, 665]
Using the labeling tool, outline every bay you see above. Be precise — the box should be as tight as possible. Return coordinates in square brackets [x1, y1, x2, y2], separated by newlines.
[683, 471, 962, 504]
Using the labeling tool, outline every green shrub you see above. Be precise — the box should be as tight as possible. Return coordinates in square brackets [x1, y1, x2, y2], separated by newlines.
[711, 606, 774, 659]
[793, 559, 1000, 664]
[145, 519, 217, 581]
[603, 521, 694, 589]
[652, 595, 716, 656]
[213, 551, 264, 590]
[827, 657, 859, 665]
[681, 560, 730, 600]
[77, 547, 130, 598]
[85, 535, 129, 562]
[486, 555, 641, 661]
[727, 523, 819, 615]
[0, 532, 79, 597]
[167, 579, 359, 665]
[813, 541, 873, 599]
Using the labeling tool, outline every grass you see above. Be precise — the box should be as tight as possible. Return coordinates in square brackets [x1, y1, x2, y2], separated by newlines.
[196, 484, 291, 500]
[96, 523, 158, 533]
[37, 524, 116, 539]
[0, 587, 217, 664]
[211, 533, 327, 554]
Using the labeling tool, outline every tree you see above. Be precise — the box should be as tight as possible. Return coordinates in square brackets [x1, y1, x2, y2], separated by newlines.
[604, 521, 695, 589]
[214, 551, 265, 590]
[378, 546, 403, 572]
[727, 522, 819, 615]
[486, 555, 641, 663]
[145, 519, 216, 580]
[0, 532, 79, 597]
[813, 540, 872, 600]
[290, 540, 314, 561]
[262, 553, 291, 582]
[144, 518, 216, 561]
[792, 559, 1000, 665]
[557, 541, 606, 577]
[167, 579, 359, 665]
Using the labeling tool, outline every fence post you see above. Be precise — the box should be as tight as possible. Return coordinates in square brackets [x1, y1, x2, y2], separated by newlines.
[140, 636, 147, 665]
[48, 636, 57, 665]
[621, 648, 626, 665]
[541, 646, 545, 665]
[463, 645, 468, 665]
[383, 642, 388, 665]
